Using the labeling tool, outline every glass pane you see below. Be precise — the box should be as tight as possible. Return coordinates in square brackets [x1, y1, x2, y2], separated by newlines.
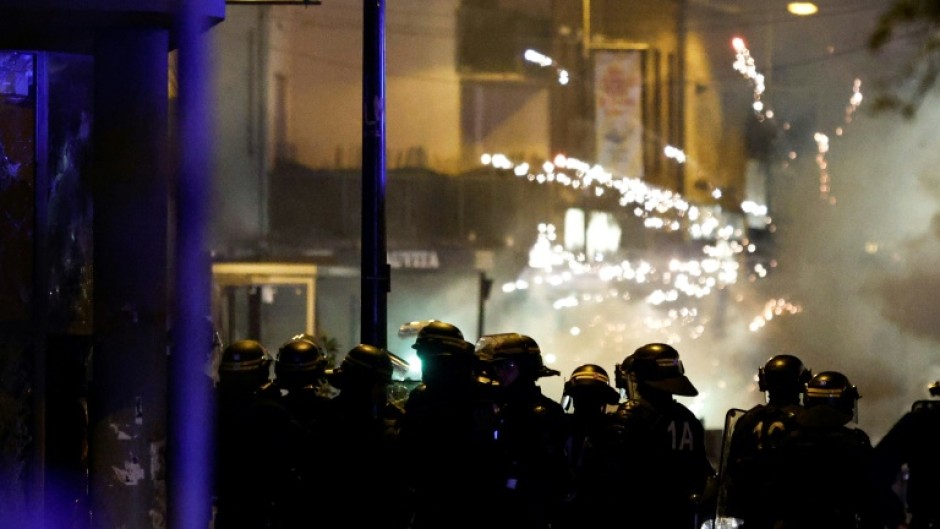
[0, 51, 35, 322]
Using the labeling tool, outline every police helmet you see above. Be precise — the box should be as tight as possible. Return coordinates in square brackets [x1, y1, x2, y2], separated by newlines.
[275, 337, 327, 389]
[328, 344, 394, 390]
[617, 343, 698, 396]
[220, 339, 271, 374]
[475, 332, 560, 380]
[219, 339, 272, 388]
[563, 364, 620, 406]
[804, 371, 859, 422]
[758, 354, 811, 395]
[411, 321, 474, 358]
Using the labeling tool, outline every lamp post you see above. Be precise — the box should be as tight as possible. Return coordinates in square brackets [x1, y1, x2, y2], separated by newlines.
[361, 0, 389, 348]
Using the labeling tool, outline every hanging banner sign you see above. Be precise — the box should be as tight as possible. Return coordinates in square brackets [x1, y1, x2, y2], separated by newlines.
[594, 50, 644, 178]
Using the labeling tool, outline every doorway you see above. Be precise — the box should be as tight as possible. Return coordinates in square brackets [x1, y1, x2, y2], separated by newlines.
[211, 262, 317, 349]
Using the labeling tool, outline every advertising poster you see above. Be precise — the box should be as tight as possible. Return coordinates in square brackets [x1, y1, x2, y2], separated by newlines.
[594, 50, 643, 177]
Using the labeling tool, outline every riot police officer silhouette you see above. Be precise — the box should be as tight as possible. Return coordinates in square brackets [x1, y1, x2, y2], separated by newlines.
[561, 364, 621, 470]
[873, 381, 940, 529]
[555, 363, 621, 529]
[773, 370, 879, 529]
[268, 336, 332, 529]
[610, 342, 715, 529]
[398, 321, 502, 529]
[273, 335, 330, 424]
[320, 343, 410, 529]
[477, 332, 573, 529]
[723, 354, 811, 528]
[214, 339, 284, 529]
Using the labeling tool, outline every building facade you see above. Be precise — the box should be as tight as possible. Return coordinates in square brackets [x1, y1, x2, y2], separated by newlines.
[208, 0, 756, 382]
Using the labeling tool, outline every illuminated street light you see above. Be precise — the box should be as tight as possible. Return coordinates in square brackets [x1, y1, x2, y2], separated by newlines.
[787, 2, 818, 16]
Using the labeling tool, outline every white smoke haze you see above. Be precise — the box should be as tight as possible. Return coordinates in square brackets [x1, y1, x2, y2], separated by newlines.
[440, 92, 940, 443]
[483, 274, 771, 433]
[769, 93, 940, 440]
[380, 122, 939, 439]
[273, 0, 940, 443]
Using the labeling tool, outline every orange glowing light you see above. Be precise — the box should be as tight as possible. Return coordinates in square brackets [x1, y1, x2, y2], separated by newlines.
[787, 2, 818, 16]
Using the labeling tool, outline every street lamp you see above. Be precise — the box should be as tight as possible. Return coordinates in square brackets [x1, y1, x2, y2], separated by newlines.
[787, 2, 818, 16]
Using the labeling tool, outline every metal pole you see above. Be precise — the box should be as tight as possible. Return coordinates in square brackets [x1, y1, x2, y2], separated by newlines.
[676, 0, 687, 194]
[582, 0, 591, 58]
[361, 0, 389, 348]
[477, 271, 492, 340]
[90, 27, 170, 529]
[168, 4, 214, 528]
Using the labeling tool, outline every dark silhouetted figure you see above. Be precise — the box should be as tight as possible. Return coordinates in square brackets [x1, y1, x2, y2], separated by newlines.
[873, 381, 940, 529]
[398, 320, 502, 529]
[724, 354, 811, 529]
[555, 363, 621, 529]
[273, 335, 331, 426]
[610, 343, 716, 529]
[478, 332, 573, 529]
[773, 371, 879, 529]
[268, 336, 332, 529]
[561, 364, 621, 476]
[214, 339, 283, 529]
[319, 344, 409, 529]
